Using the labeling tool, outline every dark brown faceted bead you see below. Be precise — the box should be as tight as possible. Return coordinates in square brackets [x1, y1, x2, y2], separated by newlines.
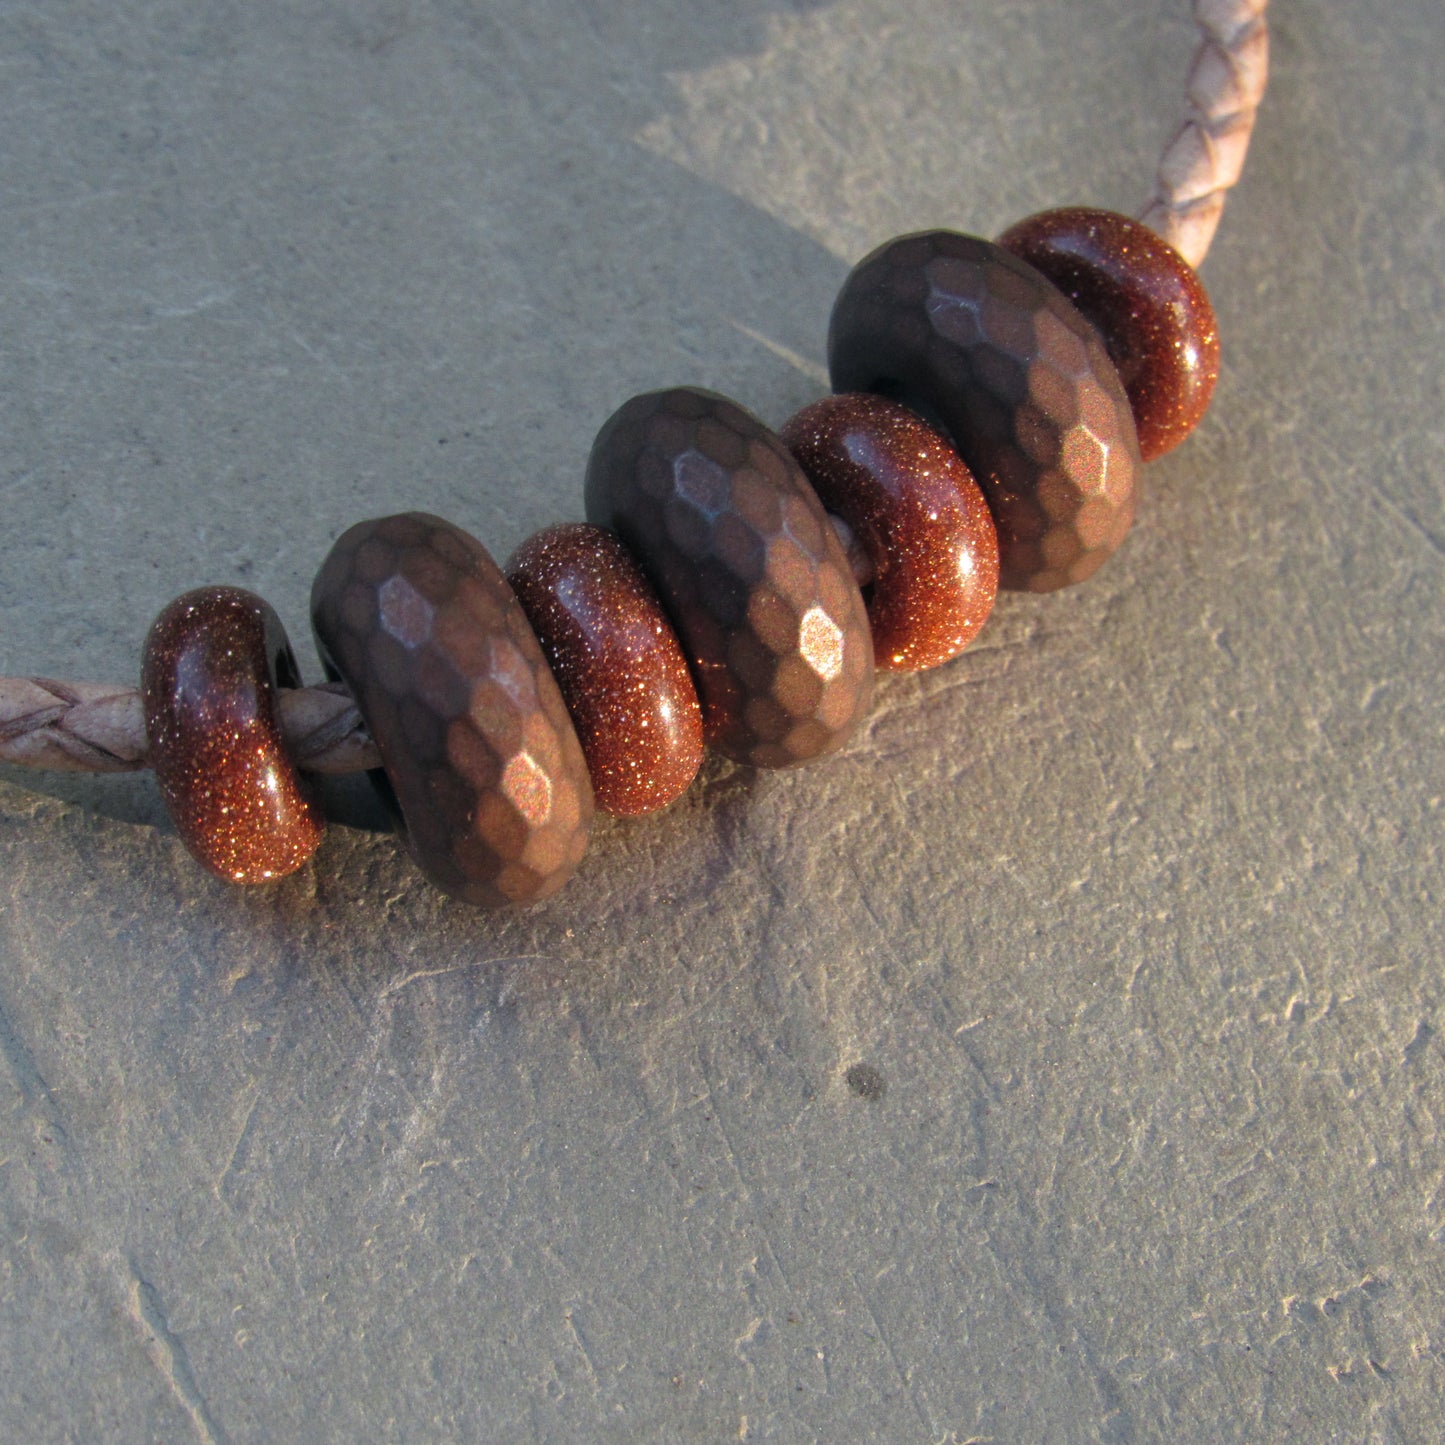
[310, 513, 592, 907]
[584, 387, 874, 769]
[998, 206, 1220, 462]
[828, 230, 1141, 593]
[506, 523, 704, 817]
[142, 586, 324, 883]
[781, 394, 999, 671]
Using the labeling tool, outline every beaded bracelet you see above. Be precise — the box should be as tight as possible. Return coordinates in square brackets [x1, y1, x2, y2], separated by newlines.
[0, 1, 1270, 908]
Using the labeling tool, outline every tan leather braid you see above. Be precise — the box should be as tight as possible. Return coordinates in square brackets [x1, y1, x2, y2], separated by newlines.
[0, 1, 1271, 781]
[0, 677, 379, 775]
[1140, 0, 1270, 267]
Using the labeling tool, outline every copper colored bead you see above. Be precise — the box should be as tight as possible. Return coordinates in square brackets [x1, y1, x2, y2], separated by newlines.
[828, 230, 1141, 593]
[998, 206, 1220, 461]
[310, 513, 593, 908]
[141, 586, 324, 883]
[584, 387, 874, 769]
[781, 394, 1000, 671]
[506, 523, 704, 817]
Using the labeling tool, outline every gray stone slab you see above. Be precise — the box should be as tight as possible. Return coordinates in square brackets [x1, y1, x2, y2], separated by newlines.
[1, 1, 1441, 1440]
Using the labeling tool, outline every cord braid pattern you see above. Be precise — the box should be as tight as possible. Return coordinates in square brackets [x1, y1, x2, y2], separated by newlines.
[1139, 0, 1270, 268]
[0, 678, 378, 776]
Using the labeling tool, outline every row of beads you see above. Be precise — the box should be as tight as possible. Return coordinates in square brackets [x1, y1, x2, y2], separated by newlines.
[140, 209, 1218, 903]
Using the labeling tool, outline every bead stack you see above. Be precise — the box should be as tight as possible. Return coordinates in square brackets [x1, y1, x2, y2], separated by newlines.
[119, 210, 1220, 905]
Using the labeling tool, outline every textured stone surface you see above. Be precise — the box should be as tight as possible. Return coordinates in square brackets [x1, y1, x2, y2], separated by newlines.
[312, 513, 592, 906]
[829, 230, 1141, 592]
[782, 393, 999, 670]
[141, 586, 323, 882]
[0, 3, 1442, 1442]
[999, 206, 1221, 461]
[585, 386, 874, 768]
[506, 523, 704, 816]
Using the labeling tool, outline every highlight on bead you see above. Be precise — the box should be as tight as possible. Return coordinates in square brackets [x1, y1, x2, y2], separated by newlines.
[141, 586, 324, 884]
[782, 394, 999, 671]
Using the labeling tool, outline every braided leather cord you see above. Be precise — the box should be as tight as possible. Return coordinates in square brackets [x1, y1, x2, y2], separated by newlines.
[1139, 0, 1270, 267]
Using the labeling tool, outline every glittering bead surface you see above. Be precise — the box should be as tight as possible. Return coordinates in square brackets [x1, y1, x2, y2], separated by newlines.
[506, 523, 704, 817]
[998, 206, 1220, 462]
[828, 230, 1141, 593]
[781, 394, 999, 671]
[310, 513, 592, 907]
[584, 387, 874, 769]
[141, 586, 323, 883]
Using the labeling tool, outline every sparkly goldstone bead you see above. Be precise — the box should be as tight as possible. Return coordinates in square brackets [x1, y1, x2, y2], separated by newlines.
[828, 230, 1141, 593]
[310, 512, 592, 907]
[141, 586, 323, 883]
[781, 394, 999, 671]
[998, 206, 1220, 461]
[584, 386, 874, 770]
[506, 523, 704, 817]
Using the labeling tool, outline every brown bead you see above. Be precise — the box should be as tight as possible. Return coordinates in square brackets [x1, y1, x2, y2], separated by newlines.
[310, 513, 592, 907]
[584, 387, 874, 769]
[998, 207, 1220, 462]
[141, 586, 324, 883]
[506, 524, 704, 817]
[828, 230, 1141, 593]
[781, 394, 999, 671]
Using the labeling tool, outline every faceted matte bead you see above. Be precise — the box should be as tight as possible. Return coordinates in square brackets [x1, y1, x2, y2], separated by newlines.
[781, 394, 999, 671]
[311, 513, 592, 907]
[998, 206, 1220, 461]
[584, 387, 874, 769]
[142, 586, 323, 883]
[506, 523, 704, 817]
[828, 230, 1141, 592]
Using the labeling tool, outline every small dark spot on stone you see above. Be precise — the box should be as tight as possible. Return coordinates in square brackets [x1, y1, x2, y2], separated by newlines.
[845, 1062, 886, 1101]
[1404, 1020, 1434, 1065]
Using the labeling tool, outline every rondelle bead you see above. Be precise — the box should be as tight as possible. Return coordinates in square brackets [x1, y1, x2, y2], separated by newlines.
[998, 206, 1220, 461]
[828, 230, 1141, 593]
[141, 586, 324, 883]
[310, 513, 593, 907]
[506, 523, 704, 817]
[584, 387, 874, 769]
[781, 394, 999, 671]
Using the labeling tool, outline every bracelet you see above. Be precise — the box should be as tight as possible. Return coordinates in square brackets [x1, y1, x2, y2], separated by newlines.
[0, 1, 1270, 909]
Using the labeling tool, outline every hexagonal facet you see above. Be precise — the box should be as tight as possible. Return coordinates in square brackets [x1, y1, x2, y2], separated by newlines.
[311, 512, 592, 906]
[828, 230, 1141, 592]
[584, 387, 873, 768]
